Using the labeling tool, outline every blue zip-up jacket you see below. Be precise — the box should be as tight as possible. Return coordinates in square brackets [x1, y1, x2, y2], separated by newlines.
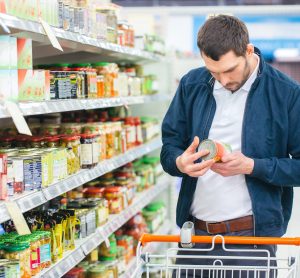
[161, 48, 300, 237]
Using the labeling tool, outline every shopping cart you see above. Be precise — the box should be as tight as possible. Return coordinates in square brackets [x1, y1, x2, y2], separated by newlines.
[131, 224, 300, 278]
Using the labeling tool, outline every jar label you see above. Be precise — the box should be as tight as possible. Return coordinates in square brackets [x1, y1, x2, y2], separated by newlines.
[81, 144, 93, 165]
[40, 243, 51, 263]
[31, 248, 40, 269]
[92, 142, 99, 164]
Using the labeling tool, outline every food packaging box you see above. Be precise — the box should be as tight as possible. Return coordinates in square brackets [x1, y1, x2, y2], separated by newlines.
[17, 38, 33, 69]
[0, 154, 7, 174]
[18, 69, 50, 101]
[0, 173, 7, 200]
[0, 36, 17, 70]
[0, 69, 18, 101]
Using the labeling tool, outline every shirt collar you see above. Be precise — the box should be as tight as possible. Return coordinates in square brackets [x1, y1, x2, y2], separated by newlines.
[214, 54, 260, 92]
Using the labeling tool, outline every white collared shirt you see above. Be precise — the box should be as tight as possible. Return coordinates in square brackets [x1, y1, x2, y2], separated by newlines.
[190, 55, 260, 222]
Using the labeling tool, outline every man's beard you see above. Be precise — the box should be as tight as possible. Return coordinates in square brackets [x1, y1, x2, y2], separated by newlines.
[228, 60, 252, 93]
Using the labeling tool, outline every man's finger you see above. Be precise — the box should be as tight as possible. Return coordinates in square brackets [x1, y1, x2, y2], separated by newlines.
[185, 136, 200, 153]
[189, 166, 212, 177]
[221, 153, 236, 163]
[189, 149, 210, 162]
[187, 159, 215, 172]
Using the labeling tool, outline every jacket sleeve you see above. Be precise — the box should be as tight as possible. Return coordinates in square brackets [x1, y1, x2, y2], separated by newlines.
[250, 86, 300, 186]
[160, 76, 189, 177]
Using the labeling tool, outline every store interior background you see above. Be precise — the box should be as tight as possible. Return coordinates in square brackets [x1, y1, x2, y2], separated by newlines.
[114, 0, 300, 260]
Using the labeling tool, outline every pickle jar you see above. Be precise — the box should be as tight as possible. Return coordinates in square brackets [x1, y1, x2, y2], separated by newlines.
[104, 186, 124, 214]
[45, 136, 60, 148]
[16, 235, 41, 276]
[61, 136, 80, 175]
[34, 231, 51, 269]
[4, 243, 31, 278]
[80, 134, 96, 169]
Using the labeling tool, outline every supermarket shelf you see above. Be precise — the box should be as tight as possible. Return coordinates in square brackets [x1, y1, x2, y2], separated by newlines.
[0, 96, 145, 118]
[0, 137, 162, 224]
[0, 95, 170, 118]
[0, 13, 164, 64]
[120, 219, 172, 278]
[37, 174, 170, 278]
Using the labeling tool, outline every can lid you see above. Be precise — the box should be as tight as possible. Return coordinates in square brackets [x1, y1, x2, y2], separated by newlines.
[198, 139, 217, 161]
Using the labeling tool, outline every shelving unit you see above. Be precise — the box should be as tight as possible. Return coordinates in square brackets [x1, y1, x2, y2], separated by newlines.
[0, 137, 162, 223]
[120, 219, 172, 278]
[35, 174, 170, 278]
[0, 7, 172, 278]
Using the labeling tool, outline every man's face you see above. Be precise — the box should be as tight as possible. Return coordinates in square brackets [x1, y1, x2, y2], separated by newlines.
[202, 50, 251, 92]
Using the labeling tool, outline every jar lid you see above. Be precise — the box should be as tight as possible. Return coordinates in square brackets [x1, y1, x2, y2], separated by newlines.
[45, 136, 60, 142]
[105, 186, 122, 193]
[198, 139, 217, 161]
[4, 243, 30, 252]
[80, 134, 96, 139]
[61, 135, 80, 141]
[30, 136, 45, 142]
[0, 137, 14, 142]
[144, 202, 164, 212]
[84, 187, 105, 194]
[92, 62, 110, 67]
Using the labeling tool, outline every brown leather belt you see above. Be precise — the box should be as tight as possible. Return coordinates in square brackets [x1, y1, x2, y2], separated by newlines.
[194, 215, 253, 235]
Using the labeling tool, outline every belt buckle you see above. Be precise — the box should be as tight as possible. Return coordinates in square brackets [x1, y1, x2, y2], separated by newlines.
[205, 221, 217, 235]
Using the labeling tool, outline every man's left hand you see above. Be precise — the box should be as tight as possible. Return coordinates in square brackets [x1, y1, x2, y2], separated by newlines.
[211, 151, 254, 177]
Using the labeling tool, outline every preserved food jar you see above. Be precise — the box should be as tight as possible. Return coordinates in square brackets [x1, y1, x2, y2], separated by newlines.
[17, 235, 41, 276]
[124, 117, 136, 149]
[80, 134, 95, 168]
[45, 136, 60, 148]
[4, 243, 31, 278]
[40, 124, 61, 136]
[60, 136, 79, 175]
[83, 187, 105, 199]
[60, 123, 82, 135]
[104, 123, 115, 159]
[104, 186, 124, 214]
[96, 75, 105, 98]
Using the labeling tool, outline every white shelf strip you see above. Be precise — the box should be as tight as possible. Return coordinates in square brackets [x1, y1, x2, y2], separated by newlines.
[0, 13, 163, 63]
[38, 174, 170, 278]
[0, 96, 146, 118]
[0, 137, 162, 223]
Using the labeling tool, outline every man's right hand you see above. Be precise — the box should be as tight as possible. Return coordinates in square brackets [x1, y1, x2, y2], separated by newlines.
[176, 136, 215, 177]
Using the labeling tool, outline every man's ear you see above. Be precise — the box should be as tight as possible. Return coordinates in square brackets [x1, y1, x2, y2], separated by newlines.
[246, 44, 254, 56]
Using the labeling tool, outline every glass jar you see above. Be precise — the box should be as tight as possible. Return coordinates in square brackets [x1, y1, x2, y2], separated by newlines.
[4, 243, 31, 278]
[97, 8, 117, 44]
[115, 177, 135, 205]
[17, 235, 41, 276]
[81, 202, 97, 236]
[87, 67, 97, 98]
[87, 264, 107, 278]
[96, 75, 105, 98]
[34, 231, 51, 269]
[61, 136, 80, 174]
[84, 187, 105, 199]
[45, 136, 60, 148]
[118, 21, 129, 46]
[134, 117, 143, 146]
[40, 124, 61, 136]
[104, 186, 124, 214]
[124, 117, 136, 150]
[60, 123, 82, 135]
[104, 123, 115, 159]
[97, 198, 109, 226]
[80, 134, 95, 169]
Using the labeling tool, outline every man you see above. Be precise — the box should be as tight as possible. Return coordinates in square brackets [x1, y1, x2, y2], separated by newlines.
[161, 15, 300, 277]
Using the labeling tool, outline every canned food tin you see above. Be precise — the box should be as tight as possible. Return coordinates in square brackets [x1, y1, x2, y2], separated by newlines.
[198, 139, 232, 162]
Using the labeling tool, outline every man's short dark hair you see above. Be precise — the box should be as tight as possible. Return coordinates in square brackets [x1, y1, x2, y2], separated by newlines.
[197, 15, 249, 61]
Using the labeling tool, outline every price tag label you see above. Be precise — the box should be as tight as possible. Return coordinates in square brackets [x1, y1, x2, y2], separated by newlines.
[5, 201, 31, 235]
[5, 101, 32, 135]
[0, 19, 10, 33]
[40, 19, 63, 51]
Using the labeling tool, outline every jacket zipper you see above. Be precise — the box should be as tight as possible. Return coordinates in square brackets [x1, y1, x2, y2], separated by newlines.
[241, 76, 261, 239]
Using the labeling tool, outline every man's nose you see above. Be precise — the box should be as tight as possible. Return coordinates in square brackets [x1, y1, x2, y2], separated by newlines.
[219, 74, 230, 87]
